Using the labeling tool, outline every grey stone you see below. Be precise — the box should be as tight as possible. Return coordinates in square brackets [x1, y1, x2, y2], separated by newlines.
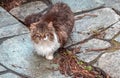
[110, 3, 120, 12]
[0, 34, 69, 78]
[97, 50, 120, 78]
[0, 7, 29, 38]
[38, 71, 70, 78]
[77, 52, 101, 62]
[0, 73, 21, 78]
[105, 21, 120, 39]
[103, 0, 120, 7]
[0, 66, 6, 71]
[115, 35, 120, 42]
[0, 23, 29, 39]
[103, 0, 120, 14]
[10, 1, 48, 21]
[74, 8, 120, 33]
[0, 7, 20, 28]
[81, 39, 111, 51]
[51, 0, 104, 13]
[66, 8, 120, 46]
[0, 34, 34, 76]
[75, 39, 110, 63]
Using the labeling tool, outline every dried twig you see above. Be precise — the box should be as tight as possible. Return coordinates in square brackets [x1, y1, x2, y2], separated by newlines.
[53, 49, 111, 78]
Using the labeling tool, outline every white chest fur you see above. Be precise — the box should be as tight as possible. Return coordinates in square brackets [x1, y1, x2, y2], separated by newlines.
[33, 33, 60, 56]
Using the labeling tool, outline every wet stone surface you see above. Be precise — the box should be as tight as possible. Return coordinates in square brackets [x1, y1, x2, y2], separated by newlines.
[0, 33, 69, 78]
[77, 52, 101, 62]
[0, 66, 6, 71]
[97, 50, 120, 78]
[103, 0, 120, 14]
[0, 34, 33, 76]
[80, 39, 111, 51]
[103, 0, 120, 7]
[115, 35, 120, 42]
[0, 73, 21, 78]
[1, 0, 120, 78]
[51, 0, 104, 13]
[104, 21, 120, 39]
[10, 1, 48, 21]
[66, 8, 120, 46]
[0, 7, 29, 39]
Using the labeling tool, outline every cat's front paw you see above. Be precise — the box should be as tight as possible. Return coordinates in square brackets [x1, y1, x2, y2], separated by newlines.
[45, 55, 54, 60]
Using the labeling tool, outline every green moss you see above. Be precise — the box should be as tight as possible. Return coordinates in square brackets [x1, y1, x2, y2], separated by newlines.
[78, 61, 84, 65]
[84, 66, 93, 71]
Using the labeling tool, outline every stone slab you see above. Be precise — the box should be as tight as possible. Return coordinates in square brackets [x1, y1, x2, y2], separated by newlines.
[51, 0, 104, 13]
[105, 22, 120, 39]
[103, 0, 120, 7]
[97, 50, 120, 78]
[66, 8, 120, 47]
[0, 34, 69, 78]
[103, 0, 120, 14]
[81, 39, 111, 51]
[0, 7, 18, 28]
[115, 35, 120, 42]
[0, 23, 29, 39]
[0, 66, 6, 71]
[0, 73, 21, 78]
[76, 38, 110, 63]
[0, 7, 29, 39]
[77, 52, 101, 62]
[10, 1, 48, 21]
[0, 34, 33, 76]
[110, 3, 120, 15]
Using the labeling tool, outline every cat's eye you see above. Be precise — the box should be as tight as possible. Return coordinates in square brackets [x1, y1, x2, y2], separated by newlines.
[35, 33, 40, 37]
[46, 33, 50, 36]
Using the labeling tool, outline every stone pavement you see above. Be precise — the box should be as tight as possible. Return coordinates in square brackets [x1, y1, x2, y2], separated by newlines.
[0, 0, 120, 78]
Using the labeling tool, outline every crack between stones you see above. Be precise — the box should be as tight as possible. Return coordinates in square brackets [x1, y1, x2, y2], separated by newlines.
[0, 32, 29, 45]
[89, 52, 106, 65]
[0, 22, 19, 29]
[74, 5, 105, 16]
[65, 21, 120, 65]
[111, 31, 120, 40]
[66, 21, 119, 49]
[0, 63, 32, 78]
[112, 8, 120, 17]
[0, 70, 9, 75]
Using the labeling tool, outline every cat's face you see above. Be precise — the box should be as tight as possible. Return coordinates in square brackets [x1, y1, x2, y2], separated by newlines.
[30, 21, 55, 43]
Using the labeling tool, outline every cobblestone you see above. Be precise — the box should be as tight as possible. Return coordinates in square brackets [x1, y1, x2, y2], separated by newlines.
[10, 1, 48, 21]
[0, 7, 28, 38]
[98, 50, 120, 78]
[0, 0, 120, 78]
[51, 0, 104, 13]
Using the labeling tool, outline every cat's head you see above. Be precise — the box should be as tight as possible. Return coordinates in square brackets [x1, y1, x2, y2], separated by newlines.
[30, 21, 55, 43]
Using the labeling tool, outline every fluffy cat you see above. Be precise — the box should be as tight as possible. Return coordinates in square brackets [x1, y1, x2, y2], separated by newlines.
[25, 2, 74, 60]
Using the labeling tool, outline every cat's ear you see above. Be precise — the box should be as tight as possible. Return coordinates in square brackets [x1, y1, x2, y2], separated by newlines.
[30, 21, 40, 29]
[30, 23, 36, 32]
[48, 21, 53, 28]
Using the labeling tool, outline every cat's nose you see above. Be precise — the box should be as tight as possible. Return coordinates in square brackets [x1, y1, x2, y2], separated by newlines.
[40, 34, 45, 37]
[40, 35, 47, 40]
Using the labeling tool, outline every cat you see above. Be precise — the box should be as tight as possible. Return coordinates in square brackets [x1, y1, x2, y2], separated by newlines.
[25, 2, 75, 60]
